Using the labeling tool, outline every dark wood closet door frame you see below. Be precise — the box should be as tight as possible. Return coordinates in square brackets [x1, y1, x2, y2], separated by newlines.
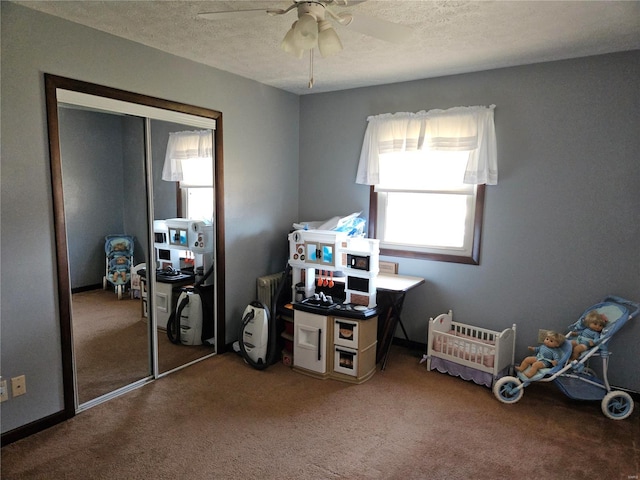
[44, 74, 226, 420]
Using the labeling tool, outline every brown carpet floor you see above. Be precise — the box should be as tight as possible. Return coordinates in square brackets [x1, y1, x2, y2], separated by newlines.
[72, 289, 214, 404]
[2, 346, 638, 480]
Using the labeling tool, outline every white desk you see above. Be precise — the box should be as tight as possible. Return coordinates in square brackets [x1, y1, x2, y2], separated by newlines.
[377, 274, 425, 293]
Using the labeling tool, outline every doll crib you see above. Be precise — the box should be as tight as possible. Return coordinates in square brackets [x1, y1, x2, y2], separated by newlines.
[424, 310, 517, 388]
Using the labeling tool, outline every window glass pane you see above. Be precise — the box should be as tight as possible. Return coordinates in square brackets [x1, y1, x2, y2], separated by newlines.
[382, 192, 468, 248]
[370, 147, 483, 263]
[180, 157, 213, 187]
[377, 150, 471, 192]
[186, 187, 213, 222]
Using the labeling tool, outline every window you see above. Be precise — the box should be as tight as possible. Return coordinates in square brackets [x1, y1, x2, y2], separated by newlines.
[371, 150, 484, 264]
[357, 106, 496, 265]
[162, 130, 214, 222]
[178, 155, 214, 222]
[181, 185, 214, 222]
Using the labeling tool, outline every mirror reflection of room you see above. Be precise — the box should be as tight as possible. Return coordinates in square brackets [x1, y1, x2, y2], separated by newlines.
[58, 104, 151, 406]
[59, 107, 216, 407]
[149, 121, 216, 370]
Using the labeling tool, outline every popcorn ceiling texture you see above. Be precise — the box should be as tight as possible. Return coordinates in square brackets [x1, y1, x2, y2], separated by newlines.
[13, 0, 640, 94]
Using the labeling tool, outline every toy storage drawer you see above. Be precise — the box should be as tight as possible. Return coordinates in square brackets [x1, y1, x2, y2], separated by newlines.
[334, 318, 359, 348]
[334, 346, 358, 377]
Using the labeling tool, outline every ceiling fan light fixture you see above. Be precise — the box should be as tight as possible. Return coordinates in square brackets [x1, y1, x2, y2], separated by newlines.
[281, 22, 305, 58]
[293, 13, 319, 50]
[317, 20, 342, 58]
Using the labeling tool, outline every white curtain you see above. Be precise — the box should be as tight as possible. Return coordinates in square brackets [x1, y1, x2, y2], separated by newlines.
[162, 130, 213, 185]
[356, 105, 497, 185]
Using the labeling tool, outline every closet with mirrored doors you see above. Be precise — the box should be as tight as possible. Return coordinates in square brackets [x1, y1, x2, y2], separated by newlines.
[45, 75, 225, 415]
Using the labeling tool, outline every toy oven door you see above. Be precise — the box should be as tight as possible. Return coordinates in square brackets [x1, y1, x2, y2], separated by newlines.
[334, 346, 358, 376]
[334, 319, 359, 348]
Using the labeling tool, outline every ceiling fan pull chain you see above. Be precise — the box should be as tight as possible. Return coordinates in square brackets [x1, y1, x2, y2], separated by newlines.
[308, 48, 315, 89]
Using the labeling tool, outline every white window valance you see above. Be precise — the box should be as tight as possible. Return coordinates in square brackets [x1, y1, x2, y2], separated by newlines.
[162, 130, 213, 186]
[356, 105, 497, 186]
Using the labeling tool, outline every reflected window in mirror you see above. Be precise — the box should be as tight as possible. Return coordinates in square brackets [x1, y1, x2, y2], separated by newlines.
[182, 186, 213, 221]
[163, 129, 214, 222]
[179, 158, 213, 221]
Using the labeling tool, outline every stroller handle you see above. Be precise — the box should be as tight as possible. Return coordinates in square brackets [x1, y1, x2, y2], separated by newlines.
[604, 295, 640, 319]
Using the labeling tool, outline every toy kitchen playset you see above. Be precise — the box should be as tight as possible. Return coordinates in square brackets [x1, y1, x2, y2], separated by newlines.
[141, 218, 213, 332]
[287, 228, 380, 384]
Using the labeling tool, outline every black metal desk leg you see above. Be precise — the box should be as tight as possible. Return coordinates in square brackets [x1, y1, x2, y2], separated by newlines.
[381, 319, 397, 370]
[380, 291, 409, 370]
[393, 293, 410, 342]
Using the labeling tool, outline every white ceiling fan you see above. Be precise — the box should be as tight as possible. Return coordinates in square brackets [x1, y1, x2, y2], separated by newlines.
[198, 1, 413, 87]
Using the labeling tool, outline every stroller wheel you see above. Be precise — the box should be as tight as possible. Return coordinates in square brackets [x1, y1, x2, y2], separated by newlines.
[601, 391, 634, 420]
[493, 376, 524, 404]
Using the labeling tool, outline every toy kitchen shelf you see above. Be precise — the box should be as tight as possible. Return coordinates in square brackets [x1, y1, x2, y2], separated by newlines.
[288, 229, 379, 309]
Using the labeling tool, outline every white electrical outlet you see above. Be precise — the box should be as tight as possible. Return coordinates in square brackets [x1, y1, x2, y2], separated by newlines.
[0, 379, 8, 402]
[11, 375, 26, 397]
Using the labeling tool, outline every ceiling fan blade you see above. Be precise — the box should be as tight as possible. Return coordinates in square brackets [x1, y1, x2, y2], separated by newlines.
[335, 0, 369, 5]
[198, 9, 270, 20]
[198, 5, 293, 21]
[341, 13, 413, 44]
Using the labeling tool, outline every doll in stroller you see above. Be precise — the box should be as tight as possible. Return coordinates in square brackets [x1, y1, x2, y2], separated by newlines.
[102, 235, 134, 300]
[515, 331, 566, 379]
[494, 295, 639, 420]
[568, 311, 607, 361]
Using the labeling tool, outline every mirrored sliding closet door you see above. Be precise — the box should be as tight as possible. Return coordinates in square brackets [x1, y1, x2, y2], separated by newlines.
[45, 75, 225, 414]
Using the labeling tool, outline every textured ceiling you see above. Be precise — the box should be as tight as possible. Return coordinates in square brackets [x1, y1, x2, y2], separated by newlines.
[13, 0, 640, 95]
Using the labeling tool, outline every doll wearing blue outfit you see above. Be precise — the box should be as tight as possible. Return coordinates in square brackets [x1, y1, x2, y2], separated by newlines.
[568, 311, 607, 361]
[110, 256, 130, 283]
[516, 331, 566, 378]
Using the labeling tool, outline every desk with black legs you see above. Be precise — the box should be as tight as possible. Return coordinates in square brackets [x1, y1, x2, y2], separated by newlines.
[375, 274, 425, 370]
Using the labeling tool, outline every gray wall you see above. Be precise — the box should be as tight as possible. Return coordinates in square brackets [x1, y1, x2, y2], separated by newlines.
[1, 3, 299, 433]
[58, 108, 129, 289]
[122, 115, 148, 265]
[299, 50, 640, 391]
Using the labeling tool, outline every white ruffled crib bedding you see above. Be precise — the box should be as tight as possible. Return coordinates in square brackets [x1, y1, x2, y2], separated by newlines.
[424, 310, 516, 388]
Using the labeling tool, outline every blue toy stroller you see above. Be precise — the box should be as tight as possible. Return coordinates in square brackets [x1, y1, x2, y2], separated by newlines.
[493, 295, 639, 420]
[102, 235, 134, 300]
